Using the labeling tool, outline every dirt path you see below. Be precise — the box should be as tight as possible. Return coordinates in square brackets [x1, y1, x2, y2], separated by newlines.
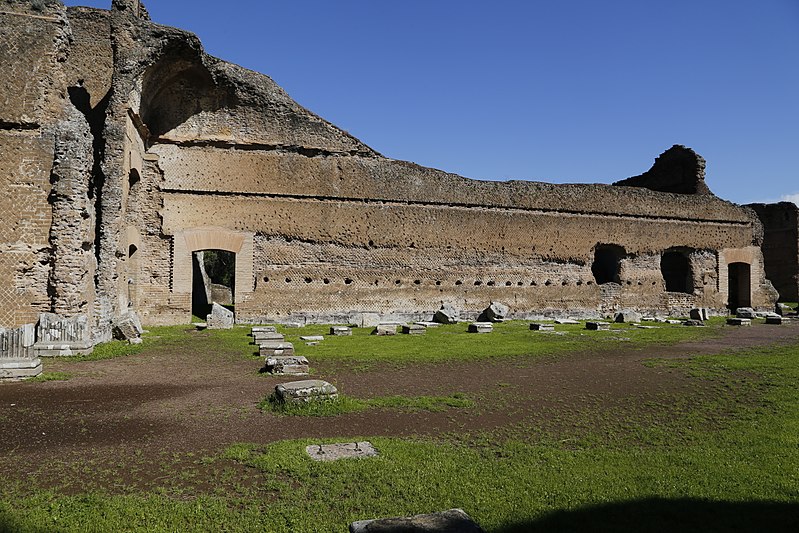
[1, 320, 797, 491]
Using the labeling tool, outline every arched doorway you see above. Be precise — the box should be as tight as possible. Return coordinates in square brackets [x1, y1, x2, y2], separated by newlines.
[591, 244, 625, 285]
[728, 262, 751, 311]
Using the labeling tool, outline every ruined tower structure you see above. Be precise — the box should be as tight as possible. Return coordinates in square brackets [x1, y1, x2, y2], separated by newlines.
[0, 0, 778, 348]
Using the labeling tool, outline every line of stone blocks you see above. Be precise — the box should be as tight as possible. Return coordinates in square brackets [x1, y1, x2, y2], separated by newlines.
[275, 379, 338, 404]
[585, 322, 610, 331]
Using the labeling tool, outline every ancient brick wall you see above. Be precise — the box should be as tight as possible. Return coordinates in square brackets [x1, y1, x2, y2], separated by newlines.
[0, 1, 782, 336]
[748, 202, 799, 301]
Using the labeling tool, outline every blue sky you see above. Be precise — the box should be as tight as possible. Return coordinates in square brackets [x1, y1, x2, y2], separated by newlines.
[64, 0, 799, 205]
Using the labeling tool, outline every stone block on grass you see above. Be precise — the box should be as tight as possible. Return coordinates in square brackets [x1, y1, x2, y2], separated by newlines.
[349, 508, 486, 533]
[529, 323, 554, 331]
[765, 316, 783, 325]
[374, 324, 397, 336]
[433, 303, 459, 324]
[207, 303, 234, 329]
[689, 308, 709, 321]
[585, 322, 610, 331]
[275, 379, 338, 404]
[727, 317, 751, 326]
[263, 355, 309, 375]
[259, 342, 295, 357]
[402, 324, 426, 335]
[330, 326, 352, 336]
[468, 322, 493, 333]
[306, 441, 378, 462]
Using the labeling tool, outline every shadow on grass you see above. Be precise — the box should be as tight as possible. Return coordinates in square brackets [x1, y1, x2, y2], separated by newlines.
[497, 497, 799, 533]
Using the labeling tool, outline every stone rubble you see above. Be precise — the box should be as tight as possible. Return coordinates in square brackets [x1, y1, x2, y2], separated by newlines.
[207, 303, 234, 329]
[306, 441, 378, 462]
[263, 355, 309, 375]
[433, 304, 459, 325]
[349, 508, 486, 533]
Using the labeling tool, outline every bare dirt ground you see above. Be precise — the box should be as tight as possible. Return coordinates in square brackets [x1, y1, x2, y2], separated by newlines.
[1, 321, 798, 493]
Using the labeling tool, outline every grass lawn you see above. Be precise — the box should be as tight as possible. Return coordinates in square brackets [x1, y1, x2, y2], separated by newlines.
[1, 320, 797, 532]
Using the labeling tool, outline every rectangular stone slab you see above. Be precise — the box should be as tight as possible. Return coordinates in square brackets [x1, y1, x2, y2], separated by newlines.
[300, 335, 324, 341]
[275, 379, 338, 403]
[306, 441, 378, 461]
[765, 316, 783, 325]
[585, 322, 610, 330]
[529, 323, 554, 331]
[727, 318, 752, 326]
[253, 332, 285, 343]
[330, 326, 352, 336]
[402, 325, 426, 335]
[264, 355, 309, 375]
[259, 342, 295, 356]
[415, 321, 440, 328]
[468, 322, 493, 333]
[374, 324, 397, 336]
[251, 326, 277, 334]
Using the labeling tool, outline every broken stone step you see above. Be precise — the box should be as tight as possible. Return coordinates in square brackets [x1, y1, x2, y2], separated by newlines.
[306, 441, 378, 462]
[275, 379, 338, 404]
[251, 326, 277, 334]
[402, 324, 426, 335]
[468, 322, 493, 333]
[263, 355, 309, 375]
[330, 326, 352, 336]
[727, 318, 751, 326]
[585, 322, 610, 331]
[259, 342, 295, 357]
[414, 321, 440, 328]
[529, 323, 554, 331]
[299, 335, 324, 341]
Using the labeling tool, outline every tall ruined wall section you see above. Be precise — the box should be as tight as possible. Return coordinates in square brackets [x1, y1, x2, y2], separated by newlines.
[748, 202, 799, 302]
[0, 1, 112, 335]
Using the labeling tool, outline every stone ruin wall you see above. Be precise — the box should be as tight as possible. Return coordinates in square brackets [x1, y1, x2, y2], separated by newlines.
[747, 202, 799, 302]
[0, 0, 780, 338]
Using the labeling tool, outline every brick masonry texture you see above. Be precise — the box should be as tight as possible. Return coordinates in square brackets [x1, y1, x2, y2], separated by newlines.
[0, 0, 786, 339]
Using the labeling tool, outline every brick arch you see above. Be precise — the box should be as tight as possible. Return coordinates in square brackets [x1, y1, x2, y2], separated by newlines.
[171, 228, 254, 319]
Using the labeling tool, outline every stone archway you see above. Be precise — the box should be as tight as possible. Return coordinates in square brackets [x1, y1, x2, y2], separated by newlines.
[171, 227, 253, 322]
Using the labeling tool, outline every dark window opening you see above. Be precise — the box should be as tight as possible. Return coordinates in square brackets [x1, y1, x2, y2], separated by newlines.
[129, 168, 141, 188]
[592, 244, 624, 285]
[661, 250, 692, 293]
[128, 244, 138, 258]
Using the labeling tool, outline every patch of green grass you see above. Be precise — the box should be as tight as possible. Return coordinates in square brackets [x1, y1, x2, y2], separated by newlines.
[258, 392, 474, 417]
[2, 340, 799, 531]
[281, 320, 720, 367]
[25, 371, 72, 383]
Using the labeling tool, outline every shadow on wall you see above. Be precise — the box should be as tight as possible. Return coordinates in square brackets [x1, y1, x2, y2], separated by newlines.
[495, 497, 799, 533]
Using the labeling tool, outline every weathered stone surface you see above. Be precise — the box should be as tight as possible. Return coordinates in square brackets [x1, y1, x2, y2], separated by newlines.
[402, 324, 426, 335]
[275, 379, 338, 404]
[765, 316, 783, 325]
[207, 303, 234, 329]
[349, 508, 486, 533]
[300, 335, 324, 341]
[689, 308, 709, 321]
[306, 441, 378, 462]
[263, 355, 309, 375]
[0, 358, 43, 381]
[554, 318, 580, 325]
[479, 301, 509, 322]
[252, 326, 277, 334]
[613, 310, 642, 323]
[727, 317, 752, 326]
[259, 342, 295, 357]
[586, 322, 610, 331]
[253, 332, 285, 343]
[415, 321, 440, 328]
[530, 323, 555, 331]
[113, 311, 143, 341]
[736, 307, 757, 319]
[374, 324, 397, 336]
[433, 304, 459, 325]
[682, 319, 705, 327]
[34, 313, 93, 356]
[775, 303, 794, 316]
[330, 326, 352, 336]
[468, 322, 493, 333]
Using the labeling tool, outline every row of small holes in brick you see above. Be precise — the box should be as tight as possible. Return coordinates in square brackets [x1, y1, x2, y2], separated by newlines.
[261, 277, 661, 287]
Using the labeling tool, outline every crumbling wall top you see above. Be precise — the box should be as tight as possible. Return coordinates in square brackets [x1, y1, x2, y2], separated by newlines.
[613, 145, 711, 195]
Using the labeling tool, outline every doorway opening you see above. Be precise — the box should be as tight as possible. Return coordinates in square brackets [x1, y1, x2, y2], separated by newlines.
[727, 262, 751, 311]
[661, 250, 692, 293]
[591, 244, 625, 285]
[192, 249, 236, 319]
